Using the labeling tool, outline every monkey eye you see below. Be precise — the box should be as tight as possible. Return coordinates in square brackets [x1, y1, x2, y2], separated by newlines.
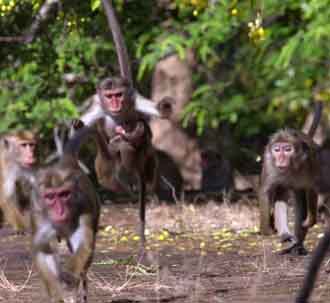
[272, 146, 281, 153]
[44, 193, 55, 200]
[20, 142, 35, 148]
[109, 92, 123, 99]
[58, 190, 71, 199]
[105, 92, 123, 99]
[284, 145, 294, 153]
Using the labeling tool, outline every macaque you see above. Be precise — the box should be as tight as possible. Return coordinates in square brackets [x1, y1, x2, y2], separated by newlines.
[0, 130, 37, 231]
[259, 101, 323, 255]
[30, 126, 100, 303]
[95, 111, 158, 251]
[73, 0, 173, 254]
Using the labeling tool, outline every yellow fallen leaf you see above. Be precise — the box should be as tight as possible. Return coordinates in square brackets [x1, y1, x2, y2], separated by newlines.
[120, 236, 128, 242]
[317, 233, 324, 238]
[104, 225, 112, 232]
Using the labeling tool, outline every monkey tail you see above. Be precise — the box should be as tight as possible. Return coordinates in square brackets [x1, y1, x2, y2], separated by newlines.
[308, 101, 323, 138]
[295, 229, 330, 303]
[101, 0, 132, 85]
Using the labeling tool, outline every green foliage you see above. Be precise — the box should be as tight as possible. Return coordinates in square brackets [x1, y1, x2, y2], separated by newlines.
[0, 62, 78, 133]
[1, 0, 330, 144]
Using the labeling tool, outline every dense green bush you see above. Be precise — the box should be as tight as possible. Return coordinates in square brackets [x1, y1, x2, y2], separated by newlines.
[0, 0, 330, 142]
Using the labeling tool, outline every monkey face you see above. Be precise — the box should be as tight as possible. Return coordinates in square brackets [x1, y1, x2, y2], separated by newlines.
[18, 140, 37, 168]
[100, 88, 127, 116]
[271, 142, 295, 169]
[42, 185, 72, 224]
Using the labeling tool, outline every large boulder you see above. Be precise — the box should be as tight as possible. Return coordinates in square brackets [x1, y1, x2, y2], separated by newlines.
[150, 51, 202, 190]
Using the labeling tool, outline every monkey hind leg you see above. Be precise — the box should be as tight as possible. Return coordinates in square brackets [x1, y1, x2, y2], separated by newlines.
[119, 141, 136, 172]
[77, 275, 88, 303]
[302, 190, 318, 228]
[274, 201, 294, 243]
[280, 190, 309, 256]
[34, 251, 63, 301]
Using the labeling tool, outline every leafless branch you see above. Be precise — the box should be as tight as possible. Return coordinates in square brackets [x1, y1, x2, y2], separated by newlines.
[0, 0, 60, 44]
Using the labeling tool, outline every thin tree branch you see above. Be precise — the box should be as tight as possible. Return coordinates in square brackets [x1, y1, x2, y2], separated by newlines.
[0, 0, 60, 44]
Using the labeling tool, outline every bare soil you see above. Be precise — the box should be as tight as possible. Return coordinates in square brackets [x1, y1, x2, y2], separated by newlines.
[0, 200, 329, 303]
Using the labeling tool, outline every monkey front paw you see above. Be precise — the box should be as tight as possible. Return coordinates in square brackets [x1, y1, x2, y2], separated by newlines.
[279, 243, 308, 256]
[60, 272, 79, 291]
[72, 119, 85, 130]
[279, 232, 295, 243]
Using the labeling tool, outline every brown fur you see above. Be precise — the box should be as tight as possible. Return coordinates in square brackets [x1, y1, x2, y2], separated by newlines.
[259, 102, 323, 255]
[0, 130, 38, 231]
[30, 127, 100, 302]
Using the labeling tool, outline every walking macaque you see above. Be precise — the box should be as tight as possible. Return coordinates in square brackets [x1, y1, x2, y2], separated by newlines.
[259, 101, 323, 255]
[30, 126, 100, 303]
[0, 130, 37, 231]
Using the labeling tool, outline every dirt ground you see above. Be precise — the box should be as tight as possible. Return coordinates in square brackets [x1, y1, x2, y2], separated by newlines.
[0, 199, 329, 303]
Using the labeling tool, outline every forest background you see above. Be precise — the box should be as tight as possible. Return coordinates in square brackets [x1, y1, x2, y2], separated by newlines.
[1, 0, 330, 172]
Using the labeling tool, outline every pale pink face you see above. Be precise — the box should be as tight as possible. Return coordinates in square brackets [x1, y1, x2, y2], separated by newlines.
[101, 88, 125, 115]
[271, 142, 295, 169]
[18, 140, 37, 168]
[43, 186, 72, 224]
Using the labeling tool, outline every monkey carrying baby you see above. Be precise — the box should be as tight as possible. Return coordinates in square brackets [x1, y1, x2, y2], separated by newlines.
[72, 0, 173, 255]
